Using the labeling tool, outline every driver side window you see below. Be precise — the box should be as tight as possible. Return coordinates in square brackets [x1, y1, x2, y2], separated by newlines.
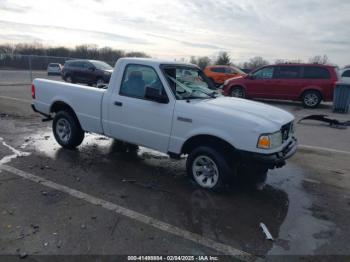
[253, 67, 274, 79]
[120, 64, 165, 99]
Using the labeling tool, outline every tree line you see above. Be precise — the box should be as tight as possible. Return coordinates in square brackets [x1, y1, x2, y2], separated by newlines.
[0, 43, 340, 71]
[0, 43, 149, 70]
[188, 52, 339, 71]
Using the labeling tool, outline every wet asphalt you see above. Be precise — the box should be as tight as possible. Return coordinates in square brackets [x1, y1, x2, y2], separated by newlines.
[1, 75, 350, 260]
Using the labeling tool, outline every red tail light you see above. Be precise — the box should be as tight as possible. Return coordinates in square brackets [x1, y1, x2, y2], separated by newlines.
[31, 84, 35, 99]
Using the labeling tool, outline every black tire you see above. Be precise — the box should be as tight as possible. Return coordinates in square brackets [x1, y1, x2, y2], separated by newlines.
[230, 86, 245, 98]
[302, 90, 321, 108]
[186, 146, 232, 191]
[65, 75, 75, 84]
[53, 111, 84, 149]
[237, 164, 268, 189]
[96, 78, 105, 86]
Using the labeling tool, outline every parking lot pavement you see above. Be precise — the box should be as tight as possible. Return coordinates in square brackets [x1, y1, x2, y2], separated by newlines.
[1, 75, 350, 259]
[0, 113, 350, 259]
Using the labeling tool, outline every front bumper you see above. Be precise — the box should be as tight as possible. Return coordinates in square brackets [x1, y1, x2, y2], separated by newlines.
[239, 137, 297, 169]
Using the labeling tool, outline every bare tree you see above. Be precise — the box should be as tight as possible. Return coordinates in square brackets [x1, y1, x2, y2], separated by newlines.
[215, 51, 231, 65]
[240, 56, 269, 70]
[190, 56, 197, 65]
[308, 55, 329, 65]
[197, 56, 212, 69]
[275, 58, 303, 64]
[189, 56, 212, 69]
[0, 43, 151, 70]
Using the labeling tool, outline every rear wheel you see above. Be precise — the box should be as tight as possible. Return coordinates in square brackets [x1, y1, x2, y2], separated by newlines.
[53, 111, 84, 149]
[302, 90, 321, 108]
[65, 75, 73, 83]
[230, 86, 245, 98]
[186, 146, 232, 191]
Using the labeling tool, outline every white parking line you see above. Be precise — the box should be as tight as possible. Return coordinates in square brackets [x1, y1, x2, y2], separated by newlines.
[0, 95, 31, 103]
[298, 144, 350, 155]
[0, 164, 255, 261]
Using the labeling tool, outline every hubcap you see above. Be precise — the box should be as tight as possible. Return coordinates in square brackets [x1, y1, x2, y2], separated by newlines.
[56, 118, 71, 143]
[304, 93, 319, 107]
[192, 156, 219, 188]
[231, 88, 244, 98]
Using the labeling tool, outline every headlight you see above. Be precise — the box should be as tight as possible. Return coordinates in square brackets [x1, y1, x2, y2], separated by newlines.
[104, 71, 111, 75]
[224, 79, 230, 86]
[290, 122, 295, 134]
[257, 131, 282, 149]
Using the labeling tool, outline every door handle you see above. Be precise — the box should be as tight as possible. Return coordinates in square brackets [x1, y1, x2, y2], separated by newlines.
[114, 101, 123, 106]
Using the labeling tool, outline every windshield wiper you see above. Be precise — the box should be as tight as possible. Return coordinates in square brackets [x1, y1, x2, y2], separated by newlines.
[191, 89, 217, 98]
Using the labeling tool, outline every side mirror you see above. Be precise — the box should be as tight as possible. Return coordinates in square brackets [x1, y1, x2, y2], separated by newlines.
[145, 86, 169, 104]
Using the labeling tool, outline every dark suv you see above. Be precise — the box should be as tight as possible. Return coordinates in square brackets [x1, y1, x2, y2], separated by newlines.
[61, 60, 113, 86]
[222, 64, 338, 108]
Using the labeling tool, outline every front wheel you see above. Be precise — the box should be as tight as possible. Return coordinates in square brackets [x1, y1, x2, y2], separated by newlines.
[53, 111, 84, 149]
[186, 146, 232, 190]
[230, 87, 245, 98]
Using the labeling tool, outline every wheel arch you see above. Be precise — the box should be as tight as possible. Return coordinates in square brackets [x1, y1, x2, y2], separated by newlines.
[227, 84, 247, 96]
[181, 134, 238, 158]
[299, 87, 323, 101]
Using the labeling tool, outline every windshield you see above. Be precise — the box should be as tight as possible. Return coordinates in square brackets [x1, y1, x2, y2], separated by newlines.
[162, 66, 218, 100]
[91, 61, 113, 70]
[230, 66, 246, 75]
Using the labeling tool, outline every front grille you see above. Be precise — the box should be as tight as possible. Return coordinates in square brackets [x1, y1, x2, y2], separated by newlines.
[281, 122, 292, 142]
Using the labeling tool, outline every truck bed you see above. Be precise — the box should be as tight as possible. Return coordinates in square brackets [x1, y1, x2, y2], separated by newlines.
[33, 79, 106, 134]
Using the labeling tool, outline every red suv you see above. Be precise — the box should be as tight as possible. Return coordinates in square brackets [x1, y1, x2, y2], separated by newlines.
[222, 64, 338, 108]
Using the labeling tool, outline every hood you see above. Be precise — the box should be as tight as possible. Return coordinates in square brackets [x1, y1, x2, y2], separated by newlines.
[182, 97, 294, 132]
[226, 75, 245, 82]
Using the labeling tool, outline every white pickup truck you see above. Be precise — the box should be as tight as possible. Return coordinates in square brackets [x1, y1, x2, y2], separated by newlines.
[32, 58, 297, 190]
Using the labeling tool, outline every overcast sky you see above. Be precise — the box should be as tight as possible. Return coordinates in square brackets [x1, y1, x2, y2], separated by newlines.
[0, 0, 349, 66]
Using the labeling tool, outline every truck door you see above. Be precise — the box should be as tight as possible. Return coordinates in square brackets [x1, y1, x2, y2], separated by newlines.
[106, 64, 175, 152]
